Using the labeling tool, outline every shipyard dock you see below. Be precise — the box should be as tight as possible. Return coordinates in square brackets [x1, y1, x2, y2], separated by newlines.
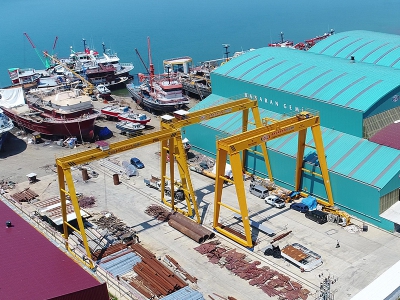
[1, 94, 400, 300]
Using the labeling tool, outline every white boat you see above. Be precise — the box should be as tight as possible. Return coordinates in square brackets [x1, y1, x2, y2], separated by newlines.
[57, 40, 134, 78]
[100, 105, 130, 118]
[96, 84, 111, 97]
[117, 112, 151, 125]
[126, 37, 189, 113]
[0, 108, 14, 151]
[115, 121, 145, 133]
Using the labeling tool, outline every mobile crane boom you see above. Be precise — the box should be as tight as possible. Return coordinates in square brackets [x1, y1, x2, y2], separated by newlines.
[43, 51, 95, 95]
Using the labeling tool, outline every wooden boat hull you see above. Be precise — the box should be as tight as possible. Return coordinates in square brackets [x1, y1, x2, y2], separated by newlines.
[2, 107, 98, 140]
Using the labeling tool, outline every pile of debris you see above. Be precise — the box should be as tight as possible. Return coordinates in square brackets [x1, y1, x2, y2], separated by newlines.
[131, 243, 187, 297]
[0, 179, 16, 192]
[145, 204, 171, 221]
[92, 243, 128, 261]
[194, 241, 310, 299]
[145, 205, 215, 244]
[164, 255, 197, 283]
[91, 212, 137, 243]
[187, 151, 215, 169]
[10, 188, 38, 203]
[78, 195, 96, 209]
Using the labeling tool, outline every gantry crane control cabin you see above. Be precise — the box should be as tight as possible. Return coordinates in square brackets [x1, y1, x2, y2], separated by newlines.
[213, 110, 336, 247]
[56, 97, 265, 268]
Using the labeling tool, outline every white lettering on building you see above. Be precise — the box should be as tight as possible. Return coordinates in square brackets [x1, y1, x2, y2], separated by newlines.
[244, 92, 306, 112]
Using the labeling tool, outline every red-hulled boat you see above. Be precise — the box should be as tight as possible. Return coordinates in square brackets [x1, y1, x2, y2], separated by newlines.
[0, 87, 99, 140]
[117, 112, 151, 125]
[100, 105, 130, 118]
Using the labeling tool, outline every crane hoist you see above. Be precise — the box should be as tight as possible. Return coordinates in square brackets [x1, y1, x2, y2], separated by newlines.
[213, 111, 335, 247]
[56, 96, 264, 268]
[43, 51, 95, 96]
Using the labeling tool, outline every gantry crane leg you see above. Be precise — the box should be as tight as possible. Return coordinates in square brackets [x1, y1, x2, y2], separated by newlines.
[295, 129, 307, 191]
[311, 125, 334, 207]
[214, 151, 253, 247]
[160, 135, 199, 221]
[252, 107, 274, 182]
[174, 138, 201, 224]
[59, 168, 94, 268]
[57, 165, 68, 244]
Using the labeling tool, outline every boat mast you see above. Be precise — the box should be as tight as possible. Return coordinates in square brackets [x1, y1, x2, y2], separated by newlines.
[223, 44, 230, 62]
[23, 32, 48, 68]
[147, 37, 155, 91]
[83, 38, 87, 51]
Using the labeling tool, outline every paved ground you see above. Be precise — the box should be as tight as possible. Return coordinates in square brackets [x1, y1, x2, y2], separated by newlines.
[2, 96, 400, 299]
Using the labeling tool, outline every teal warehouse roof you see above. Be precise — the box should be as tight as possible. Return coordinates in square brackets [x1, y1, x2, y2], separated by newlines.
[189, 94, 400, 189]
[212, 47, 400, 112]
[309, 30, 400, 69]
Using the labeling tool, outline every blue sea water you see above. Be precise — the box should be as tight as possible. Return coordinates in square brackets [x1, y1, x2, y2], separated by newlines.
[1, 0, 399, 88]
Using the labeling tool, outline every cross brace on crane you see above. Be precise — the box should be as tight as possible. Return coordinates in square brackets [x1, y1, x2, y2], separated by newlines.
[213, 111, 335, 247]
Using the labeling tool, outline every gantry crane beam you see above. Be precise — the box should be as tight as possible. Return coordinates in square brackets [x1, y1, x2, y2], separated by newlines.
[162, 97, 259, 130]
[57, 128, 180, 169]
[213, 111, 334, 247]
[57, 128, 198, 268]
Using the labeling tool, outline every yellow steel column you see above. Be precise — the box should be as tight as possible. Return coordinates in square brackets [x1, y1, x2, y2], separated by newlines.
[160, 138, 168, 206]
[169, 138, 175, 210]
[241, 108, 250, 170]
[57, 165, 68, 247]
[175, 137, 200, 223]
[213, 147, 227, 228]
[311, 124, 334, 207]
[230, 152, 253, 246]
[63, 169, 94, 268]
[295, 129, 307, 191]
[252, 107, 273, 181]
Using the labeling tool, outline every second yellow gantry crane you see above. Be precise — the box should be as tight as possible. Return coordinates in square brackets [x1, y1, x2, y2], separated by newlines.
[213, 111, 334, 247]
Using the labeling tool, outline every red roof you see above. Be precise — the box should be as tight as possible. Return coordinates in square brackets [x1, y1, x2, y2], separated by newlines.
[0, 200, 109, 300]
[370, 123, 400, 150]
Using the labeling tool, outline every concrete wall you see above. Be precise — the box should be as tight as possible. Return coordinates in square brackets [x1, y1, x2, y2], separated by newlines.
[211, 74, 364, 137]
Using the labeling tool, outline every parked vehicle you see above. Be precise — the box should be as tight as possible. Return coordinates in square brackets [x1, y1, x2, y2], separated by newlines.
[265, 195, 285, 208]
[144, 176, 165, 190]
[130, 157, 144, 169]
[143, 175, 185, 201]
[290, 202, 309, 213]
[305, 210, 328, 224]
[249, 183, 269, 199]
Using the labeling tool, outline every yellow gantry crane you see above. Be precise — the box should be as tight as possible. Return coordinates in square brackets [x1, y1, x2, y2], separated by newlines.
[213, 111, 335, 247]
[56, 97, 263, 268]
[43, 52, 95, 95]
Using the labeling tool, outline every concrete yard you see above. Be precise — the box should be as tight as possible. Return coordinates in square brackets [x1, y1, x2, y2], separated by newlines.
[2, 98, 400, 300]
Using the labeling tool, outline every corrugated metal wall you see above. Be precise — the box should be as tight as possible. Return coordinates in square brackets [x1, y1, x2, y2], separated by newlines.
[380, 190, 400, 214]
[211, 75, 364, 137]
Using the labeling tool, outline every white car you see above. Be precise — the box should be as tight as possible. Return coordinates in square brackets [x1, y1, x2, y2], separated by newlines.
[265, 195, 285, 208]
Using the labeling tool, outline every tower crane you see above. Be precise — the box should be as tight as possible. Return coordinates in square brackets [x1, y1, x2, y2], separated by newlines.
[42, 51, 95, 95]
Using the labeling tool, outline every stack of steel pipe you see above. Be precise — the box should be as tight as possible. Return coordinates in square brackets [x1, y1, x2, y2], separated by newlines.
[132, 244, 186, 297]
[168, 212, 215, 243]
